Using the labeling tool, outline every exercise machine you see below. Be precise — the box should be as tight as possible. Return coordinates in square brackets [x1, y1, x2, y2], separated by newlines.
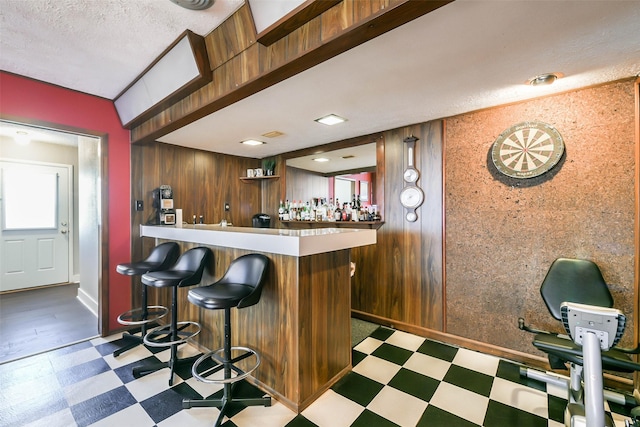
[519, 258, 640, 427]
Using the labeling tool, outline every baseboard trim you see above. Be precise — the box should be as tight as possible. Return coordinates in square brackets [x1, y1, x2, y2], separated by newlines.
[77, 287, 98, 317]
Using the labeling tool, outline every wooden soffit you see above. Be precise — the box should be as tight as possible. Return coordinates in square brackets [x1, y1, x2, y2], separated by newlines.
[253, 0, 343, 46]
[130, 0, 454, 145]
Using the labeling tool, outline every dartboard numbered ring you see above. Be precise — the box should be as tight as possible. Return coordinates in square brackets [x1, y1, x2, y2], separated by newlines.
[491, 121, 564, 179]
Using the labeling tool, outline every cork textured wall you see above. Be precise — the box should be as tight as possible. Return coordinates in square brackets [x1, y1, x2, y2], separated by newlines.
[445, 79, 637, 354]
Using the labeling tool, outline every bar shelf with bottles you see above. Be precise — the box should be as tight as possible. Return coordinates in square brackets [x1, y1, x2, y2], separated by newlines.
[278, 196, 384, 230]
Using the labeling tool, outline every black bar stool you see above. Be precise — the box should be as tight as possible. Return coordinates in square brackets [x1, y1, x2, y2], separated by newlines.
[182, 253, 272, 427]
[132, 246, 213, 386]
[114, 242, 180, 357]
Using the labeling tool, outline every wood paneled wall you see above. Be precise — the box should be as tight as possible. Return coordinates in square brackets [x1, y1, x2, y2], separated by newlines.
[351, 121, 445, 330]
[285, 167, 330, 203]
[129, 141, 262, 307]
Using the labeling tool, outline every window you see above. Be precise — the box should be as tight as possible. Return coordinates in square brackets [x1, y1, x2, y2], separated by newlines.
[2, 168, 58, 230]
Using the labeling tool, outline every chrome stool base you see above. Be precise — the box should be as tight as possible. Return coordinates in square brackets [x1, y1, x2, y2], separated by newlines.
[143, 321, 201, 347]
[191, 346, 261, 384]
[117, 305, 168, 325]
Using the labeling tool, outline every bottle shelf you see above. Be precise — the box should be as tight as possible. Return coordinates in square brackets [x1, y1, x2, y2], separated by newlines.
[279, 220, 384, 230]
[239, 175, 280, 181]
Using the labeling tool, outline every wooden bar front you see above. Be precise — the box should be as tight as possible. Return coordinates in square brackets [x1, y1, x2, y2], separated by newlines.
[141, 225, 375, 412]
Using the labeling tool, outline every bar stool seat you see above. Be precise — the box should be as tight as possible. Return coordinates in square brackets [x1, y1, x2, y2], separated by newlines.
[113, 242, 179, 357]
[142, 268, 207, 348]
[132, 246, 212, 386]
[183, 254, 272, 427]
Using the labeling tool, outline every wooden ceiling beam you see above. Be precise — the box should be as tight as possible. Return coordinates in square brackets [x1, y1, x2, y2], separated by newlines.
[130, 0, 454, 145]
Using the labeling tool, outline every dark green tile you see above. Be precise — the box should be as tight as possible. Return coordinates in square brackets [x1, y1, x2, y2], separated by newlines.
[370, 327, 395, 341]
[548, 394, 567, 424]
[285, 415, 319, 427]
[388, 368, 439, 401]
[417, 339, 458, 362]
[495, 360, 546, 392]
[483, 400, 547, 427]
[371, 343, 413, 365]
[417, 405, 480, 427]
[352, 349, 367, 367]
[332, 372, 384, 406]
[351, 409, 400, 427]
[443, 365, 494, 397]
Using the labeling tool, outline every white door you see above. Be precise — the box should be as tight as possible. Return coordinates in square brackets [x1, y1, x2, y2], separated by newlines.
[0, 161, 71, 291]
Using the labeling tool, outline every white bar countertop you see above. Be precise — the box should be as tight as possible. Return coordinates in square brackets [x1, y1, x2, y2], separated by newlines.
[140, 224, 376, 257]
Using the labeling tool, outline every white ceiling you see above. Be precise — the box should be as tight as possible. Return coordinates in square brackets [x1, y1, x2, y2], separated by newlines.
[1, 0, 639, 166]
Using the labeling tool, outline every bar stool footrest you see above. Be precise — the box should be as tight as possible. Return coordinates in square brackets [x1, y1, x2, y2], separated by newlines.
[192, 346, 261, 384]
[117, 306, 168, 325]
[143, 321, 201, 347]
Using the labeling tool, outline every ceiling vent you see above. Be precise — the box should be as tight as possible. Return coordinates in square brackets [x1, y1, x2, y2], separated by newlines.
[169, 0, 214, 10]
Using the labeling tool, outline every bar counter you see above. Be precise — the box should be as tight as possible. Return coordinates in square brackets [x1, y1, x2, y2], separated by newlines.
[140, 224, 376, 412]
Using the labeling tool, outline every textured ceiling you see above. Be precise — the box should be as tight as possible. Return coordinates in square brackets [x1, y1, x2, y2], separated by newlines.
[1, 0, 639, 167]
[0, 0, 243, 99]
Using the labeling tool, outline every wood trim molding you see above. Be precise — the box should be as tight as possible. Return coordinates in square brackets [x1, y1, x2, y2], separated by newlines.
[130, 0, 454, 144]
[255, 0, 342, 46]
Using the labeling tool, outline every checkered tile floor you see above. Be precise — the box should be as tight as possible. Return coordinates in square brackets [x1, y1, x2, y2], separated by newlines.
[0, 326, 635, 427]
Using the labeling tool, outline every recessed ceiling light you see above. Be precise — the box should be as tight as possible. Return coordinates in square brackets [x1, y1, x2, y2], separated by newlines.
[313, 157, 330, 162]
[315, 114, 347, 126]
[241, 139, 265, 146]
[527, 73, 562, 86]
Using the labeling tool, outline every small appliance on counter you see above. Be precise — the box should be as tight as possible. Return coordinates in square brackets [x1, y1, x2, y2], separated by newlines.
[155, 184, 176, 225]
[252, 213, 271, 228]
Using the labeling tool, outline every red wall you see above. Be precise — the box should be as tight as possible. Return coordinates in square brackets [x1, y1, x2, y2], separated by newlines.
[0, 71, 131, 332]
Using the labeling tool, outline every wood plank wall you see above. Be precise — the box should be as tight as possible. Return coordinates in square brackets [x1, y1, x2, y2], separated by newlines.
[129, 0, 452, 144]
[350, 121, 445, 330]
[129, 141, 263, 308]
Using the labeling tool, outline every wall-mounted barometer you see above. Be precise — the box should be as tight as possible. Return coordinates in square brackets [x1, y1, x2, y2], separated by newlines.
[400, 136, 424, 222]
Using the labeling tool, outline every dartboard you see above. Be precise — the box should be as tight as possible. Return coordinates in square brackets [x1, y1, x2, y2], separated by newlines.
[491, 122, 564, 179]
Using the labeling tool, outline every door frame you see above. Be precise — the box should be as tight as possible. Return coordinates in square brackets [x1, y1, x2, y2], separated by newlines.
[0, 116, 109, 336]
[0, 159, 74, 290]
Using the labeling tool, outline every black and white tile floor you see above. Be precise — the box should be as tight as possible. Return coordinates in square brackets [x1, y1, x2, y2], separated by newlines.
[0, 326, 635, 427]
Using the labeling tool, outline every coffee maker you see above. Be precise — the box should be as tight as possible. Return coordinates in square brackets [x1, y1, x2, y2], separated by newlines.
[155, 185, 176, 225]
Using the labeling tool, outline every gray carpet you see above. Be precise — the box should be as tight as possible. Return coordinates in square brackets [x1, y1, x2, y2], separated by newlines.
[351, 317, 379, 346]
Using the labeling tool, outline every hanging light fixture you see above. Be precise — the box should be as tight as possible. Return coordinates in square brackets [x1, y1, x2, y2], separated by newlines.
[169, 0, 214, 10]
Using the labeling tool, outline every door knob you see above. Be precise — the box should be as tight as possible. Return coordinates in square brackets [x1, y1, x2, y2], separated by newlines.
[61, 229, 68, 234]
[61, 222, 68, 226]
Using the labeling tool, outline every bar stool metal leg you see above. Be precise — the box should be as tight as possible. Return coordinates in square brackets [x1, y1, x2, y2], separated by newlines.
[182, 308, 271, 427]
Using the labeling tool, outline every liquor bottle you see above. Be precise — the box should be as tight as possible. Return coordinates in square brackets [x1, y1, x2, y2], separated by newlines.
[327, 197, 336, 221]
[309, 202, 315, 221]
[278, 200, 284, 220]
[341, 203, 348, 221]
[334, 203, 342, 221]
